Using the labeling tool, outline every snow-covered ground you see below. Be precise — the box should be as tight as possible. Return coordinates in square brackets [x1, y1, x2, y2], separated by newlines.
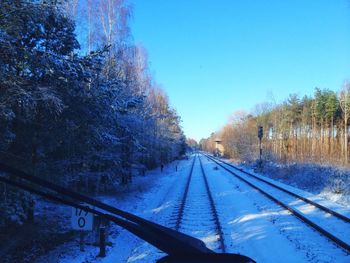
[26, 154, 350, 262]
[203, 156, 349, 263]
[250, 161, 350, 207]
[36, 158, 192, 263]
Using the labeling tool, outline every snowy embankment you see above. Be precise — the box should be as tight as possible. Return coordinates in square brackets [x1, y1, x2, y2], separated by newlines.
[30, 154, 350, 262]
[242, 161, 350, 207]
[36, 158, 191, 263]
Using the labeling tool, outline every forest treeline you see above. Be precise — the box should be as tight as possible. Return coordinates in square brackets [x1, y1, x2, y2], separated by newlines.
[201, 85, 350, 166]
[0, 0, 185, 226]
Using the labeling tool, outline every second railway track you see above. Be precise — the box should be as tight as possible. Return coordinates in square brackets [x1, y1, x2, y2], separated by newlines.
[173, 154, 226, 253]
[205, 153, 350, 254]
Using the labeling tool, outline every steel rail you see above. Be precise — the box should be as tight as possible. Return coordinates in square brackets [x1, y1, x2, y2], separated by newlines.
[204, 154, 350, 254]
[211, 155, 350, 224]
[175, 154, 226, 253]
[175, 155, 196, 231]
[198, 155, 226, 253]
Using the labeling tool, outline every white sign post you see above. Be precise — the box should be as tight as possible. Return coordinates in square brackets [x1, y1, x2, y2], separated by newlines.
[71, 204, 93, 231]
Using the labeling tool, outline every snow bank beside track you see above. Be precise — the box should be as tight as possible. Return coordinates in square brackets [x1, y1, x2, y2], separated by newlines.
[235, 161, 350, 207]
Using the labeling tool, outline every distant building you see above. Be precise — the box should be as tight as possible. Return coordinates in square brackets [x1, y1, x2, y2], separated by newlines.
[214, 139, 224, 156]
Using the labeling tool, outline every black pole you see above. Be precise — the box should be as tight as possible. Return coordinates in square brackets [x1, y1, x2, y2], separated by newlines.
[99, 226, 106, 257]
[259, 138, 262, 164]
[258, 126, 263, 169]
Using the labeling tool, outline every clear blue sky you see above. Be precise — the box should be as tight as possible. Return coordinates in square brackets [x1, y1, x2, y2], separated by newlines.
[130, 0, 350, 142]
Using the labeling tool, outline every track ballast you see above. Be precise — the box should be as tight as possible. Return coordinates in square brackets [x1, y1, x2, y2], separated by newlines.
[173, 154, 226, 253]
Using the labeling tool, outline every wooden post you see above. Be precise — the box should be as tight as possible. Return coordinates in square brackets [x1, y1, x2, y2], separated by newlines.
[27, 199, 34, 222]
[99, 226, 106, 257]
[80, 232, 84, 252]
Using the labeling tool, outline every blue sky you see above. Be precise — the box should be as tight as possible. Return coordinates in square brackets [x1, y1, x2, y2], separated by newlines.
[130, 0, 350, 141]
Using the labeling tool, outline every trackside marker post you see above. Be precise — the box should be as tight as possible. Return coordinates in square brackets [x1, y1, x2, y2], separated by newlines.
[72, 204, 94, 251]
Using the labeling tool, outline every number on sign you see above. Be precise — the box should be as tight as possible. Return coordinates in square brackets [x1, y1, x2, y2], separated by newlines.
[75, 207, 88, 217]
[72, 205, 93, 231]
[78, 216, 85, 228]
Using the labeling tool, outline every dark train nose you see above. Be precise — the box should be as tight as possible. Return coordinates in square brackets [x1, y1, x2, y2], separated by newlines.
[157, 253, 255, 263]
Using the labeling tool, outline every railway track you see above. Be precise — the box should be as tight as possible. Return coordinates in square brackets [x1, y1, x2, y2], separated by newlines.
[174, 154, 226, 253]
[204, 153, 350, 254]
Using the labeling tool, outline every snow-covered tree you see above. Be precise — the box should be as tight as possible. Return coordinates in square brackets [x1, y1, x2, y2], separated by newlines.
[0, 0, 186, 226]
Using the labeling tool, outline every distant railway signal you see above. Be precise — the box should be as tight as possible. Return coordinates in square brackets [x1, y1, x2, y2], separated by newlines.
[258, 126, 263, 139]
[257, 126, 263, 169]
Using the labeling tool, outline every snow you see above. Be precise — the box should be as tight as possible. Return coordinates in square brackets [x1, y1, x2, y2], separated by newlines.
[248, 167, 350, 214]
[36, 158, 191, 263]
[252, 161, 350, 208]
[202, 156, 349, 263]
[218, 163, 350, 246]
[33, 154, 350, 262]
[237, 163, 350, 219]
[174, 157, 223, 252]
